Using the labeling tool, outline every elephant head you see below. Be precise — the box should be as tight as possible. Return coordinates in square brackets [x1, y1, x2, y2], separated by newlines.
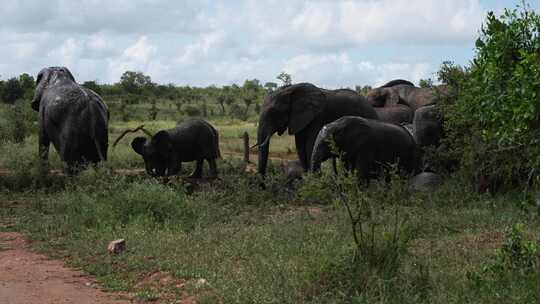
[366, 87, 400, 107]
[32, 67, 76, 112]
[255, 83, 325, 176]
[131, 130, 175, 176]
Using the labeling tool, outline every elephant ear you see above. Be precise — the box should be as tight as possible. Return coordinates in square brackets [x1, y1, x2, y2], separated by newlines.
[31, 68, 50, 112]
[61, 67, 76, 82]
[287, 84, 325, 135]
[152, 130, 172, 159]
[131, 137, 147, 155]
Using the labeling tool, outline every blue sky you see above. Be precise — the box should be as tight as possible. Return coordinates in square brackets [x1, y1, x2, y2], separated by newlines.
[0, 0, 538, 88]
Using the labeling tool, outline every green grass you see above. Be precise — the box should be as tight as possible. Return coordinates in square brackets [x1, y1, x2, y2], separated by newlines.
[1, 103, 540, 303]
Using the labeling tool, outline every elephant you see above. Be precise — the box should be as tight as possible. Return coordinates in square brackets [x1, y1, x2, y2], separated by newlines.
[118, 119, 221, 178]
[374, 104, 414, 124]
[254, 83, 379, 178]
[412, 105, 443, 148]
[310, 116, 420, 181]
[31, 66, 109, 174]
[379, 79, 415, 88]
[409, 172, 443, 192]
[367, 81, 446, 111]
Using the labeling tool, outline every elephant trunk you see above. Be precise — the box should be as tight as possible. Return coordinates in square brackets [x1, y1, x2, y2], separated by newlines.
[310, 127, 332, 172]
[256, 120, 274, 177]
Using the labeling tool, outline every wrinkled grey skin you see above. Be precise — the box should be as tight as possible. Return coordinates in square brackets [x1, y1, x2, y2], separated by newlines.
[131, 118, 220, 178]
[311, 116, 420, 181]
[413, 105, 443, 148]
[31, 67, 109, 174]
[410, 172, 443, 192]
[374, 104, 414, 124]
[256, 83, 379, 179]
[367, 83, 448, 111]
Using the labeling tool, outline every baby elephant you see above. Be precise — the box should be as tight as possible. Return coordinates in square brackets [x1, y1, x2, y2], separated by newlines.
[127, 119, 220, 178]
[311, 116, 420, 181]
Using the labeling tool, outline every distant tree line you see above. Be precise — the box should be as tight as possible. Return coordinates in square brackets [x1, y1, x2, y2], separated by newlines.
[0, 70, 379, 122]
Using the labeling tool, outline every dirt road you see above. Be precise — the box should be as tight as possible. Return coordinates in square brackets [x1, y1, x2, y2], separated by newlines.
[0, 232, 130, 304]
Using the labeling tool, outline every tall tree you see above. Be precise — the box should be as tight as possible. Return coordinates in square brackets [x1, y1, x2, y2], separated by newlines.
[82, 80, 102, 95]
[277, 72, 292, 86]
[119, 71, 153, 95]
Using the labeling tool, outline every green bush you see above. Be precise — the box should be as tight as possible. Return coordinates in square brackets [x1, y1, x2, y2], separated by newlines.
[0, 101, 36, 143]
[466, 223, 540, 302]
[183, 104, 202, 117]
[24, 171, 196, 237]
[437, 4, 540, 189]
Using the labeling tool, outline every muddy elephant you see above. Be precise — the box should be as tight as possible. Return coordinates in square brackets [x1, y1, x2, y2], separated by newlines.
[115, 119, 220, 178]
[31, 67, 109, 174]
[253, 83, 378, 179]
[374, 104, 414, 125]
[311, 116, 420, 181]
[367, 82, 447, 111]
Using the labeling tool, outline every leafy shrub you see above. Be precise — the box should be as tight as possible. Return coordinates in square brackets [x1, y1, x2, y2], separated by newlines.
[229, 103, 248, 121]
[437, 4, 540, 189]
[0, 101, 36, 143]
[183, 104, 202, 117]
[467, 223, 540, 301]
[26, 172, 196, 236]
[299, 167, 423, 301]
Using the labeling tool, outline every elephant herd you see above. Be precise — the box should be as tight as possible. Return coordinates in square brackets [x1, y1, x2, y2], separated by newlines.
[31, 66, 446, 190]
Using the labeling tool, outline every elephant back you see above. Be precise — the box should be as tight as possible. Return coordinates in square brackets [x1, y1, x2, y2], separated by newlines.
[374, 104, 414, 124]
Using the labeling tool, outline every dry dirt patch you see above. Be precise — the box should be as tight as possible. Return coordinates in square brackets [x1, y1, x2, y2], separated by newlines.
[0, 232, 130, 304]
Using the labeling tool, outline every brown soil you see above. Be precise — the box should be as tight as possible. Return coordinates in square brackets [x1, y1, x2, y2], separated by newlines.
[0, 232, 131, 304]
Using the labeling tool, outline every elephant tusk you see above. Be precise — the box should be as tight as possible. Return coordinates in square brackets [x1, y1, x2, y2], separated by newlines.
[250, 135, 271, 150]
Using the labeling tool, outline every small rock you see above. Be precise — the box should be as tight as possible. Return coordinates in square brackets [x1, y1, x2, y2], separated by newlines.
[107, 239, 126, 255]
[410, 172, 443, 192]
[195, 278, 207, 288]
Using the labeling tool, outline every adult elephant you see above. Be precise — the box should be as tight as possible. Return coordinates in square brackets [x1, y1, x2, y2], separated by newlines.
[311, 116, 420, 181]
[31, 67, 109, 174]
[367, 82, 446, 111]
[374, 104, 414, 125]
[254, 83, 378, 178]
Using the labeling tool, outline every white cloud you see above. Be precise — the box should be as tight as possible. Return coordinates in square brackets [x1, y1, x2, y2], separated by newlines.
[0, 0, 493, 86]
[107, 36, 162, 83]
[282, 51, 433, 88]
[176, 30, 226, 65]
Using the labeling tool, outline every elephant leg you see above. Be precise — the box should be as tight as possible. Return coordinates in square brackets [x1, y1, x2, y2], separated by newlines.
[207, 158, 218, 178]
[168, 162, 181, 176]
[189, 160, 204, 178]
[303, 127, 321, 172]
[332, 157, 338, 175]
[294, 122, 321, 172]
[38, 132, 50, 173]
[354, 158, 371, 183]
[295, 135, 308, 172]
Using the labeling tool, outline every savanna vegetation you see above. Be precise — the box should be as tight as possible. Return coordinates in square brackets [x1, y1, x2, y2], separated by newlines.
[1, 3, 540, 303]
